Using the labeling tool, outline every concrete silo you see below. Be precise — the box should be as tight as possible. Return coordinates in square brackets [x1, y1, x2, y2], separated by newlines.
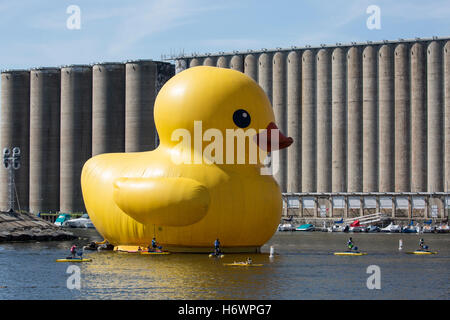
[92, 63, 125, 156]
[287, 51, 301, 192]
[29, 68, 61, 214]
[0, 70, 30, 212]
[331, 48, 347, 192]
[60, 65, 92, 213]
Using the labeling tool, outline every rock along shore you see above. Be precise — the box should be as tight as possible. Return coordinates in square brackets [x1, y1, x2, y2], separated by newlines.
[0, 211, 76, 242]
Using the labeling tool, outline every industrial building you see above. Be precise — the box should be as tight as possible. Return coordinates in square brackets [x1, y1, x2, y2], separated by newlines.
[1, 37, 449, 220]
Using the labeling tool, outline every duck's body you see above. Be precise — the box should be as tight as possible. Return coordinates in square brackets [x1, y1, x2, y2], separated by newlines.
[81, 66, 292, 252]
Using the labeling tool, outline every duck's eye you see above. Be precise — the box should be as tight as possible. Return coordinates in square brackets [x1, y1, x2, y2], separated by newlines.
[233, 109, 251, 128]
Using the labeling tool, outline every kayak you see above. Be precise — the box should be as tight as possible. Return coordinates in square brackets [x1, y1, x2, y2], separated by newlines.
[209, 253, 225, 258]
[334, 252, 367, 256]
[406, 251, 437, 255]
[224, 262, 263, 267]
[140, 251, 171, 255]
[56, 258, 92, 262]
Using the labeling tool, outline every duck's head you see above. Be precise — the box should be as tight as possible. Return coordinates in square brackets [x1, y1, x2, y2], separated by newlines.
[154, 66, 292, 165]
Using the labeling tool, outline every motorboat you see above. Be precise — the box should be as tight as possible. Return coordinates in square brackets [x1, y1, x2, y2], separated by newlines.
[380, 222, 401, 233]
[367, 225, 380, 233]
[436, 224, 449, 233]
[63, 213, 95, 228]
[277, 223, 296, 232]
[401, 221, 418, 233]
[295, 224, 315, 231]
[54, 213, 72, 226]
[327, 218, 348, 232]
[349, 220, 368, 232]
[422, 225, 436, 233]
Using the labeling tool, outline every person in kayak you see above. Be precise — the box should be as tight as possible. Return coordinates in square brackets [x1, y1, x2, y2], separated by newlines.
[419, 238, 428, 250]
[214, 238, 221, 256]
[70, 245, 77, 258]
[246, 257, 253, 265]
[347, 237, 354, 250]
[149, 237, 162, 252]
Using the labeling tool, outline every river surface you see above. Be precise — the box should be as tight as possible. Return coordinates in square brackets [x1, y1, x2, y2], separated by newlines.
[0, 229, 448, 300]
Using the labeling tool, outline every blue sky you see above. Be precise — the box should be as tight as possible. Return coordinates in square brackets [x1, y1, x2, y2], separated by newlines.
[0, 0, 449, 70]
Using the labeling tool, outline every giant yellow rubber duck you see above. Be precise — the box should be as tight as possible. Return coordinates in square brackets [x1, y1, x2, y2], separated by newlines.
[81, 66, 293, 252]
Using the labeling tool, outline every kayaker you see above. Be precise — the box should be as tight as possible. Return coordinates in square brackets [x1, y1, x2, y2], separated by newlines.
[150, 237, 162, 252]
[246, 257, 252, 265]
[70, 245, 77, 258]
[347, 237, 354, 250]
[214, 238, 221, 256]
[419, 238, 428, 250]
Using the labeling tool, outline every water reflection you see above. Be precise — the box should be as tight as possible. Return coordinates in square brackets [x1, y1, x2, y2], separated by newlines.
[0, 230, 448, 299]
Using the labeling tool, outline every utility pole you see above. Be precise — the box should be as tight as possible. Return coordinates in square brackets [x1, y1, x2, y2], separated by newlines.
[2, 147, 21, 213]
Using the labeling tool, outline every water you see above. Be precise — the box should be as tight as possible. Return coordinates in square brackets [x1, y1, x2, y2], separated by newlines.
[0, 230, 448, 299]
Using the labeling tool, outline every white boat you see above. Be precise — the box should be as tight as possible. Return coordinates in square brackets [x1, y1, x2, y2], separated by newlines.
[277, 223, 296, 232]
[328, 224, 349, 232]
[295, 224, 315, 231]
[381, 222, 401, 233]
[422, 225, 436, 233]
[436, 224, 449, 233]
[63, 214, 95, 228]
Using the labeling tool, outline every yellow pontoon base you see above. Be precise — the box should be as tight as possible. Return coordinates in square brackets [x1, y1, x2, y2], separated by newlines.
[334, 252, 368, 256]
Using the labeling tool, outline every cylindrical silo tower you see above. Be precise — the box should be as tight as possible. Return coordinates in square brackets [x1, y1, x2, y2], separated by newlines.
[175, 59, 188, 74]
[394, 44, 411, 192]
[301, 50, 316, 192]
[60, 65, 92, 213]
[331, 48, 347, 192]
[230, 55, 244, 72]
[411, 43, 427, 192]
[316, 49, 332, 192]
[29, 68, 61, 214]
[125, 60, 158, 153]
[244, 54, 258, 81]
[347, 47, 363, 192]
[203, 57, 216, 66]
[378, 44, 395, 192]
[189, 58, 202, 68]
[427, 41, 444, 192]
[92, 63, 125, 156]
[0, 70, 30, 212]
[216, 56, 229, 68]
[258, 53, 273, 103]
[287, 51, 301, 192]
[445, 41, 450, 190]
[362, 46, 378, 192]
[272, 52, 287, 191]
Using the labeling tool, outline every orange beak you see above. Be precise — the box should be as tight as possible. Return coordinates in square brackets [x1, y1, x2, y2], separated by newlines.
[254, 122, 293, 152]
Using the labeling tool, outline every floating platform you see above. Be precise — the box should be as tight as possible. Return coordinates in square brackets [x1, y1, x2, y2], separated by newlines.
[405, 251, 437, 255]
[333, 252, 367, 256]
[223, 263, 263, 267]
[56, 258, 92, 262]
[140, 251, 171, 255]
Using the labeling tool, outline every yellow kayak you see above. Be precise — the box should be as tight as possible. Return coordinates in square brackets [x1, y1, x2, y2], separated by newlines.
[56, 258, 92, 262]
[334, 252, 367, 256]
[209, 253, 225, 258]
[224, 262, 263, 267]
[406, 251, 437, 255]
[140, 251, 171, 255]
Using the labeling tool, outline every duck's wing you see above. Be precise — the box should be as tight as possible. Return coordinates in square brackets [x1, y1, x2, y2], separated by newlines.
[113, 177, 210, 227]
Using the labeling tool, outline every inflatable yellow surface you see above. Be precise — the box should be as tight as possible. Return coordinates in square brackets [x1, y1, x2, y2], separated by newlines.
[81, 66, 293, 252]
